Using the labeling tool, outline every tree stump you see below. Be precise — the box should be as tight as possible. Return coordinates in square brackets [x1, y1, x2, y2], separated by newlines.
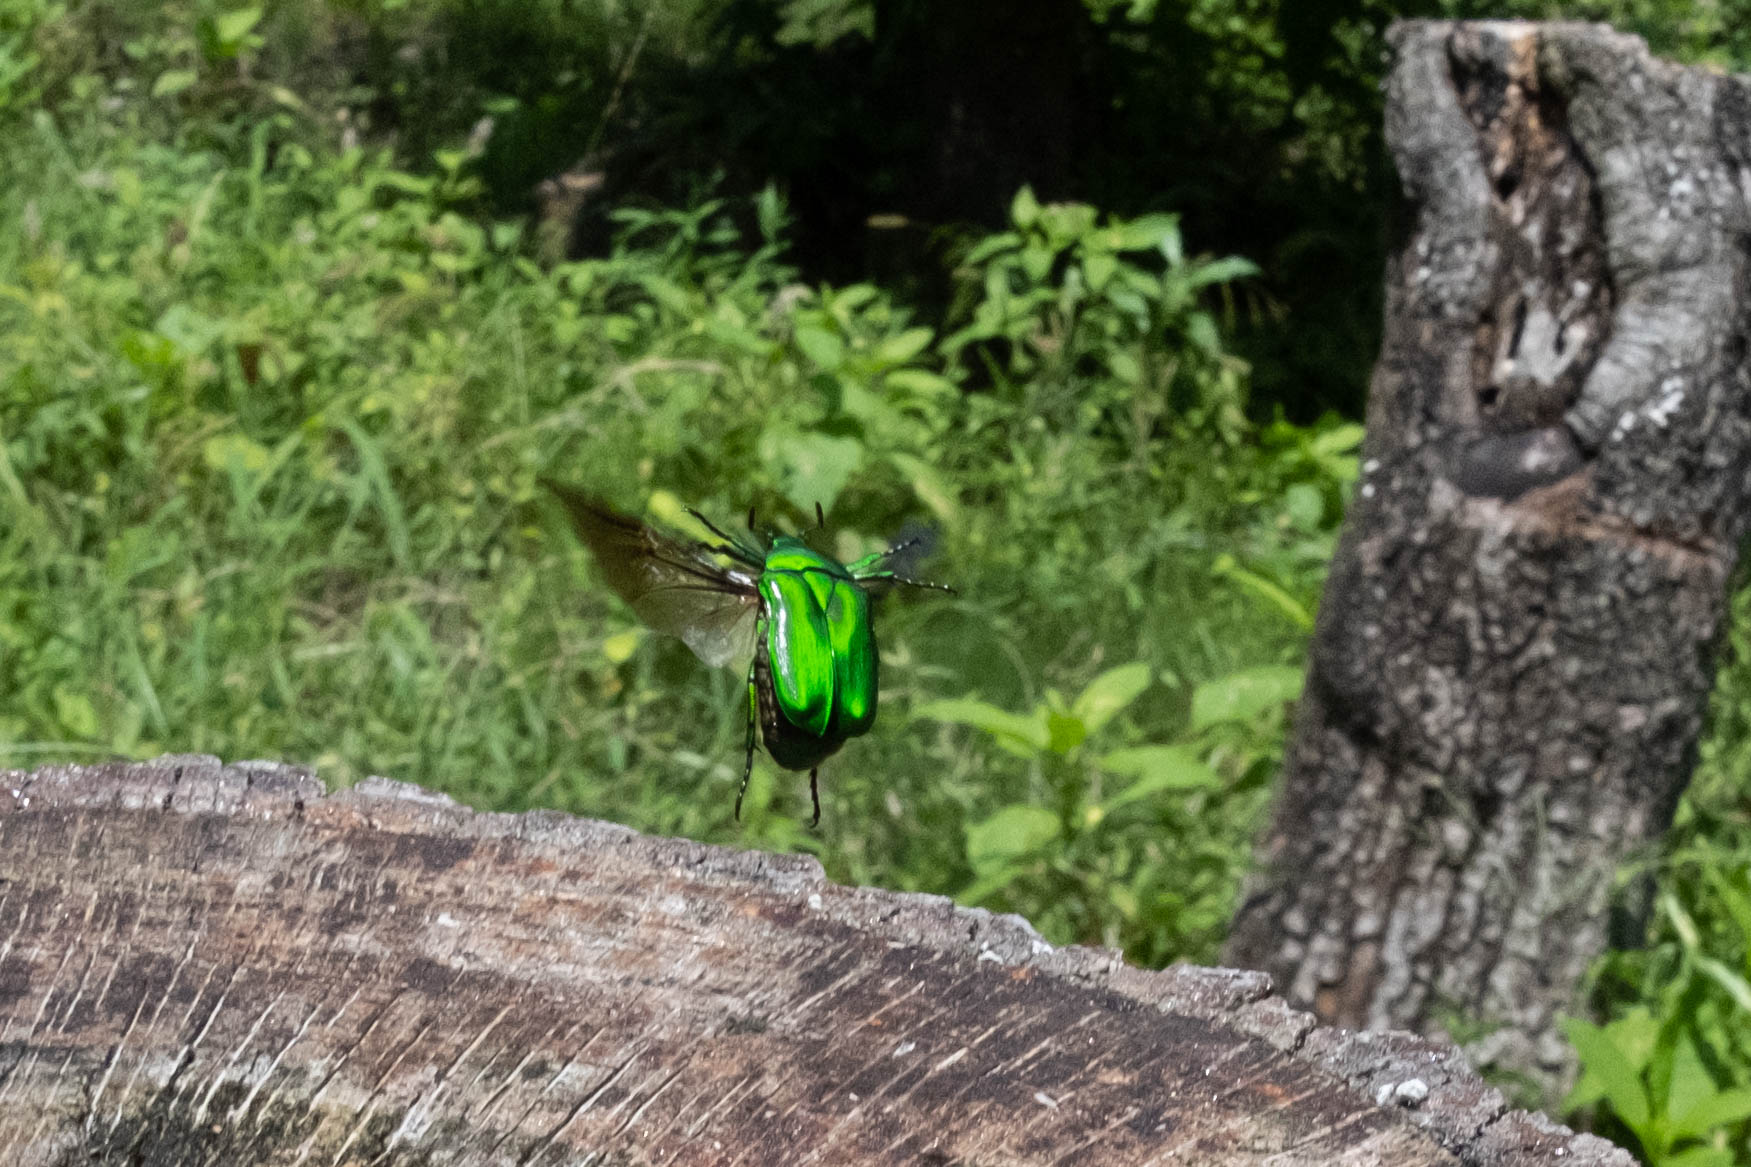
[1225, 19, 1751, 1095]
[0, 755, 1627, 1165]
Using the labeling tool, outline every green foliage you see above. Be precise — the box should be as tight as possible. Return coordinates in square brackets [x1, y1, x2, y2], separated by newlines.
[945, 186, 1257, 442]
[0, 30, 1325, 975]
[1563, 891, 1751, 1166]
[917, 658, 1295, 961]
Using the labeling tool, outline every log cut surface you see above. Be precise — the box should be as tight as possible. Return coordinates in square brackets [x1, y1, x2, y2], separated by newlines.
[0, 756, 1629, 1166]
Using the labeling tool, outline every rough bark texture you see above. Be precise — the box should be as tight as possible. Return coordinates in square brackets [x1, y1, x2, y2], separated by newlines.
[1226, 20, 1751, 1095]
[0, 755, 1630, 1166]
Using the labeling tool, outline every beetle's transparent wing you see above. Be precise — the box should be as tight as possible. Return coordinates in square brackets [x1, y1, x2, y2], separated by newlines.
[546, 481, 761, 671]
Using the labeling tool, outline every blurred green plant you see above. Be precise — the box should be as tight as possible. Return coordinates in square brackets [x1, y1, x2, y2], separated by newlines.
[917, 659, 1300, 961]
[945, 186, 1257, 444]
[1564, 888, 1751, 1166]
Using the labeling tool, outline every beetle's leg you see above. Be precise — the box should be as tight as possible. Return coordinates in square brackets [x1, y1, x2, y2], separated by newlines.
[809, 767, 821, 828]
[736, 656, 758, 821]
[687, 507, 765, 566]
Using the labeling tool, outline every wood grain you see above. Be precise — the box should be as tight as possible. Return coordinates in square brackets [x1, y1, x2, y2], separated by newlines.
[0, 756, 1627, 1165]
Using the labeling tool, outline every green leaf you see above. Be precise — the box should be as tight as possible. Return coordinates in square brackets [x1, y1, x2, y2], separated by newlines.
[758, 428, 863, 515]
[1283, 483, 1325, 530]
[1110, 212, 1180, 253]
[794, 324, 844, 371]
[1083, 251, 1117, 291]
[1045, 709, 1087, 755]
[1182, 255, 1260, 288]
[1097, 745, 1222, 811]
[1010, 185, 1041, 229]
[1694, 956, 1751, 1013]
[965, 805, 1059, 871]
[201, 433, 272, 476]
[1212, 555, 1313, 631]
[1310, 422, 1366, 457]
[53, 687, 99, 738]
[1659, 1148, 1735, 1167]
[963, 232, 1020, 266]
[215, 6, 264, 45]
[1671, 1083, 1751, 1139]
[886, 452, 959, 523]
[872, 327, 934, 366]
[915, 698, 1049, 756]
[883, 368, 958, 401]
[1071, 662, 1152, 735]
[151, 69, 199, 98]
[1562, 1017, 1652, 1132]
[1190, 665, 1303, 730]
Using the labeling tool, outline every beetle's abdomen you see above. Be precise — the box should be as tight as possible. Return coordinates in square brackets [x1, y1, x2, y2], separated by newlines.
[755, 641, 846, 772]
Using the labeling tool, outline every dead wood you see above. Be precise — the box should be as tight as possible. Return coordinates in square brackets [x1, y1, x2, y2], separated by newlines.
[0, 755, 1628, 1165]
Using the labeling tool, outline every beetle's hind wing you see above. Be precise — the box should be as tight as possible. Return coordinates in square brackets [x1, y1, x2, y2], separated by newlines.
[545, 480, 762, 670]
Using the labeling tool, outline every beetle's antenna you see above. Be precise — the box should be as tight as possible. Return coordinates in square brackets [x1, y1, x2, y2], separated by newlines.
[877, 535, 923, 559]
[809, 767, 821, 828]
[747, 505, 757, 534]
[814, 501, 826, 530]
[885, 575, 957, 594]
[687, 507, 763, 565]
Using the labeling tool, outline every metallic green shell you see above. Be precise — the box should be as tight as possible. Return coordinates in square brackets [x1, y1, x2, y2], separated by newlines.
[757, 536, 878, 753]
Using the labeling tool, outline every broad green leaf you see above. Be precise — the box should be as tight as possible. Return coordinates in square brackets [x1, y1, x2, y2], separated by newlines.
[1190, 665, 1303, 731]
[794, 324, 844, 371]
[963, 232, 1019, 265]
[53, 687, 99, 738]
[1283, 483, 1325, 530]
[1562, 1017, 1651, 1132]
[1083, 251, 1117, 291]
[1045, 709, 1087, 755]
[883, 368, 958, 401]
[1660, 1147, 1736, 1167]
[966, 805, 1059, 871]
[151, 69, 199, 97]
[1310, 422, 1366, 457]
[1182, 255, 1260, 288]
[1010, 185, 1041, 229]
[758, 428, 862, 515]
[215, 6, 263, 45]
[1071, 662, 1152, 734]
[914, 698, 1049, 756]
[1111, 212, 1180, 253]
[1098, 746, 1221, 811]
[1671, 1084, 1751, 1140]
[202, 433, 272, 476]
[872, 327, 934, 366]
[601, 629, 642, 664]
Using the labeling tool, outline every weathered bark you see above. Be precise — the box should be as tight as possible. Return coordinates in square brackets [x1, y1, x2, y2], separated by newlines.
[0, 755, 1628, 1166]
[1226, 20, 1751, 1095]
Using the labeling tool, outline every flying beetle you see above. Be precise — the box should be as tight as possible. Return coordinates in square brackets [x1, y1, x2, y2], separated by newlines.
[545, 481, 953, 826]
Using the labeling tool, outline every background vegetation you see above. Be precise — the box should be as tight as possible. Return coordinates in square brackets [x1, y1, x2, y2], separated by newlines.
[2, 1, 1750, 1161]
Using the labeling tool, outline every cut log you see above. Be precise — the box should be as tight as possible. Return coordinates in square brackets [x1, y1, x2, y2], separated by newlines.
[1225, 19, 1751, 1096]
[0, 756, 1625, 1165]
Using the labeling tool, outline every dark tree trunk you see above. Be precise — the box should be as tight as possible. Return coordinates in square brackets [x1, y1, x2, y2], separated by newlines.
[0, 756, 1632, 1165]
[1225, 20, 1751, 1096]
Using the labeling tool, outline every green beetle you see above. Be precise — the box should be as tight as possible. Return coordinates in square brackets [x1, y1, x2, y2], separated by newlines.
[547, 482, 951, 825]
